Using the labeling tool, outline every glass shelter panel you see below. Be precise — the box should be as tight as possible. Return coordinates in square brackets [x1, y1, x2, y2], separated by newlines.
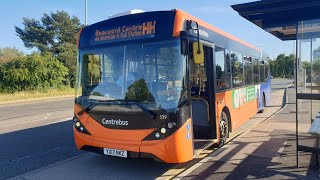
[297, 19, 320, 149]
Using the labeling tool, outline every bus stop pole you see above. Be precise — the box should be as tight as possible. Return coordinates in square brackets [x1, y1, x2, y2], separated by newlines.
[295, 22, 299, 167]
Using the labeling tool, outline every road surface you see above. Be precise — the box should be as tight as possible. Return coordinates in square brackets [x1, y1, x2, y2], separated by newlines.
[270, 78, 292, 93]
[0, 98, 76, 180]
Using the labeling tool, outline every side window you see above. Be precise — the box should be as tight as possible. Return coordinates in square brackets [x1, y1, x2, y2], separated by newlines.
[253, 58, 260, 84]
[260, 60, 265, 82]
[231, 51, 243, 87]
[243, 56, 253, 85]
[265, 60, 269, 82]
[215, 47, 231, 90]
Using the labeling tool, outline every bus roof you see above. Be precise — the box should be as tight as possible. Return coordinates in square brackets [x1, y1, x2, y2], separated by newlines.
[173, 10, 261, 52]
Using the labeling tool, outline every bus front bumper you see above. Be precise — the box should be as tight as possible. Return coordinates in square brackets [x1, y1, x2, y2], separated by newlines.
[73, 119, 194, 163]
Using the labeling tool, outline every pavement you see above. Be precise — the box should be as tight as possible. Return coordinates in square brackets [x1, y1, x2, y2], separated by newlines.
[0, 78, 303, 180]
[174, 86, 320, 179]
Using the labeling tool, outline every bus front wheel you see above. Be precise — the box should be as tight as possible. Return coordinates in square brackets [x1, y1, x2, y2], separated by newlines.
[219, 111, 229, 147]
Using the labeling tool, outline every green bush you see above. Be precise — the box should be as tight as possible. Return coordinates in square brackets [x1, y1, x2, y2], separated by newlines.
[0, 53, 69, 93]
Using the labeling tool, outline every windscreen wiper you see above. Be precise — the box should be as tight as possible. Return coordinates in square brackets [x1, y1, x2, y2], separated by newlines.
[77, 99, 157, 119]
[77, 99, 113, 115]
[77, 102, 98, 115]
[110, 99, 157, 119]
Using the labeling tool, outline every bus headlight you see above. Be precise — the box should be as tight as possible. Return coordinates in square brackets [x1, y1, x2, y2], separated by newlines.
[73, 116, 91, 135]
[144, 120, 177, 141]
[75, 122, 81, 128]
[161, 128, 166, 134]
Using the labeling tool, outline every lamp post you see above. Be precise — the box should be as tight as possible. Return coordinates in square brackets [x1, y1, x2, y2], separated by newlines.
[85, 0, 88, 25]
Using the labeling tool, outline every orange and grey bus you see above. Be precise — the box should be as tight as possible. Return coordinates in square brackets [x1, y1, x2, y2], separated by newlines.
[73, 9, 271, 163]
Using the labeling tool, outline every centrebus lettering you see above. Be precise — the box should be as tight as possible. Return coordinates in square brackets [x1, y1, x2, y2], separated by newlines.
[102, 118, 129, 126]
[192, 27, 209, 38]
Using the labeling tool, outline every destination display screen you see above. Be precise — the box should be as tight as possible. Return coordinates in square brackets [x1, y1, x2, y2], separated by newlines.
[92, 21, 156, 45]
[78, 11, 176, 49]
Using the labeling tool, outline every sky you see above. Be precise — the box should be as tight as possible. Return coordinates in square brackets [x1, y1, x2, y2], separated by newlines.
[0, 0, 294, 57]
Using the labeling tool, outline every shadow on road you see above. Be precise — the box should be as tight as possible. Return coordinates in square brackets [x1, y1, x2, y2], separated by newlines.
[0, 120, 84, 180]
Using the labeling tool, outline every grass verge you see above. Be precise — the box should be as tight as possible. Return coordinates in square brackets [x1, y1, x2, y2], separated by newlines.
[0, 88, 75, 104]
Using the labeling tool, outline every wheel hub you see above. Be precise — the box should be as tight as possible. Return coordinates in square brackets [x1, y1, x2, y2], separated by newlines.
[220, 120, 228, 138]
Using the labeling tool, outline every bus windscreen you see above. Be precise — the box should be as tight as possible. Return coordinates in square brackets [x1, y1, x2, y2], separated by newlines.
[76, 39, 187, 112]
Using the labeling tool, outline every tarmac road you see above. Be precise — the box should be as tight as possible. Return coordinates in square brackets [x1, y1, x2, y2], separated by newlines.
[270, 78, 293, 93]
[0, 98, 73, 123]
[0, 98, 77, 180]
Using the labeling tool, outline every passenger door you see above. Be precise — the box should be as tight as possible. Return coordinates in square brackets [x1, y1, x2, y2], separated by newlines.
[190, 43, 217, 139]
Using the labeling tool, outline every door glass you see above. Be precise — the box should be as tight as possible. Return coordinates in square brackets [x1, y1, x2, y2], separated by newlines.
[190, 47, 207, 96]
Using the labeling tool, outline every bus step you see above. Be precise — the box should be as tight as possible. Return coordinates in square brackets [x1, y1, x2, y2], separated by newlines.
[194, 139, 219, 157]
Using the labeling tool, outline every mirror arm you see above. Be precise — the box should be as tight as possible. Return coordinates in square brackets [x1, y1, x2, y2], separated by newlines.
[194, 22, 201, 55]
[186, 20, 201, 54]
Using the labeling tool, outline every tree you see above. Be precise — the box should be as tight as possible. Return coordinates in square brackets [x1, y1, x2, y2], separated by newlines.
[0, 47, 24, 63]
[15, 11, 83, 86]
[125, 79, 155, 102]
[270, 54, 295, 78]
[0, 53, 69, 93]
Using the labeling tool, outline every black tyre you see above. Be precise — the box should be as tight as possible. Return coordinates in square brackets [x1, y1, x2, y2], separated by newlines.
[259, 95, 266, 113]
[219, 111, 229, 147]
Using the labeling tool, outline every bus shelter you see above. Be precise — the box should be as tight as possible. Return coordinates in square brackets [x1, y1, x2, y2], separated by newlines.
[232, 0, 320, 166]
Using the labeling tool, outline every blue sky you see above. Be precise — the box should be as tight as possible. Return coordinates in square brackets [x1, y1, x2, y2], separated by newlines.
[0, 0, 294, 57]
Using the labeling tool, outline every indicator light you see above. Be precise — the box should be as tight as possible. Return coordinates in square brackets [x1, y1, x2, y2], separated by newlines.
[167, 122, 173, 129]
[155, 132, 160, 139]
[73, 117, 78, 122]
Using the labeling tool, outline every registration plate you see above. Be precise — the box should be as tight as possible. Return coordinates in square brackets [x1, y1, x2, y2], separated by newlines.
[103, 148, 127, 158]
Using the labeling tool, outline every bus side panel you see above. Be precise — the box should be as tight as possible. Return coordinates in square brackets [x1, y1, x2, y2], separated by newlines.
[140, 118, 194, 163]
[219, 87, 259, 131]
[216, 92, 227, 127]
